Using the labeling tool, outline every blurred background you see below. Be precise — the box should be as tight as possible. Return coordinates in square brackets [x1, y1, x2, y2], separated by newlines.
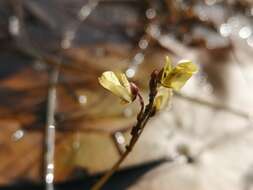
[0, 0, 253, 189]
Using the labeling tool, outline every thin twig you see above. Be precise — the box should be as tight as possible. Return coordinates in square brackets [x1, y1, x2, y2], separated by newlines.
[44, 66, 60, 190]
[91, 71, 158, 190]
[61, 0, 99, 49]
[90, 110, 154, 190]
[174, 92, 250, 120]
[111, 132, 125, 155]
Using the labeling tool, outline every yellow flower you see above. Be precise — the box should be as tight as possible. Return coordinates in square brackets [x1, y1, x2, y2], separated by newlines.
[154, 87, 172, 111]
[161, 56, 198, 91]
[98, 71, 135, 103]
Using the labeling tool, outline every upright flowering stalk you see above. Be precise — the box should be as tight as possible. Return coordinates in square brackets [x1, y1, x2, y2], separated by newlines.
[92, 56, 198, 190]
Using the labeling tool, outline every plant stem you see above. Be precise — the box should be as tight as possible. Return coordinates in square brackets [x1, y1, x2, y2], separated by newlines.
[91, 147, 130, 190]
[91, 109, 153, 190]
[44, 67, 59, 190]
[174, 92, 250, 119]
[91, 108, 152, 190]
[91, 71, 158, 190]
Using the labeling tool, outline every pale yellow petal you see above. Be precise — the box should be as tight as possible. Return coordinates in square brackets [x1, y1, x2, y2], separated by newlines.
[118, 73, 132, 95]
[98, 71, 132, 103]
[161, 56, 173, 83]
[169, 61, 198, 91]
[165, 56, 173, 72]
[177, 60, 198, 73]
[100, 71, 121, 86]
[154, 87, 172, 110]
[161, 60, 198, 91]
